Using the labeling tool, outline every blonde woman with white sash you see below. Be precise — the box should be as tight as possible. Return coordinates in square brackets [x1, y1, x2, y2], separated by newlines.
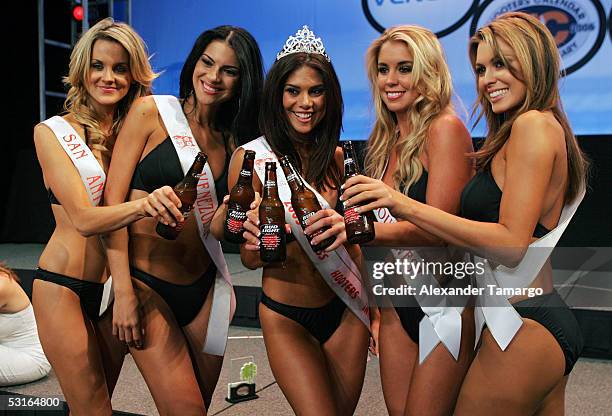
[32, 18, 175, 415]
[342, 12, 588, 416]
[104, 26, 264, 414]
[220, 26, 370, 415]
[360, 25, 475, 416]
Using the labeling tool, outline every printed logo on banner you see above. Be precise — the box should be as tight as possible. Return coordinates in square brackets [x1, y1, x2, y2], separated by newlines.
[471, 0, 606, 76]
[362, 0, 478, 37]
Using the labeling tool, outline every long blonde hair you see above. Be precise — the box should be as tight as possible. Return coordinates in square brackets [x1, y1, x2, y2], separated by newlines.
[469, 12, 588, 202]
[364, 25, 454, 192]
[63, 18, 158, 155]
[0, 263, 19, 283]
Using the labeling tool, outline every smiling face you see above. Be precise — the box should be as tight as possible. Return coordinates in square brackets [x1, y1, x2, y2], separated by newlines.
[376, 40, 420, 114]
[282, 65, 326, 136]
[475, 38, 527, 114]
[85, 39, 132, 113]
[192, 40, 240, 107]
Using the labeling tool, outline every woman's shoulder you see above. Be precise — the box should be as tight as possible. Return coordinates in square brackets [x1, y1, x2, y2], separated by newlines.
[131, 95, 161, 116]
[510, 110, 564, 147]
[426, 112, 471, 152]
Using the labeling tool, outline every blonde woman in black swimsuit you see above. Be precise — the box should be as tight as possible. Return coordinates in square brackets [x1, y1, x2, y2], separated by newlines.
[342, 12, 588, 416]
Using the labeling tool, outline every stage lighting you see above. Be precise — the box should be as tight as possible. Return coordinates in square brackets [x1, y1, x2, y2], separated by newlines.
[71, 3, 84, 22]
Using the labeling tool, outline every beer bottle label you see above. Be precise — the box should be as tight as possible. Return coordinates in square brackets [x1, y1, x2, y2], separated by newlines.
[260, 223, 281, 250]
[344, 158, 354, 166]
[239, 169, 252, 179]
[286, 172, 297, 182]
[264, 180, 276, 189]
[226, 206, 247, 233]
[175, 210, 191, 233]
[344, 205, 361, 225]
[297, 209, 324, 239]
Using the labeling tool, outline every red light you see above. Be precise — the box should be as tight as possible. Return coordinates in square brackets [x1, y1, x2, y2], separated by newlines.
[72, 5, 84, 21]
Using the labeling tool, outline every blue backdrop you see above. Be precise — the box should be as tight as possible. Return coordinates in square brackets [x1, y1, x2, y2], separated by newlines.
[132, 0, 612, 139]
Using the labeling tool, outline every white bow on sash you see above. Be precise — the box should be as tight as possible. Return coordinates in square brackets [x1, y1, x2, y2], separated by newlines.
[41, 116, 114, 316]
[153, 95, 235, 356]
[242, 137, 371, 329]
[374, 207, 466, 363]
[473, 189, 585, 350]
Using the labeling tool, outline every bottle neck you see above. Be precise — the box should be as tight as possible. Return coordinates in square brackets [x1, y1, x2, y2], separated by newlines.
[343, 147, 359, 178]
[281, 161, 304, 194]
[263, 171, 279, 199]
[237, 159, 254, 185]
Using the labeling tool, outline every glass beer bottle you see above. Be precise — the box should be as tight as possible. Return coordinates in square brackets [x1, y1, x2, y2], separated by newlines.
[341, 141, 376, 244]
[279, 155, 334, 252]
[259, 162, 286, 262]
[156, 152, 207, 240]
[224, 150, 256, 243]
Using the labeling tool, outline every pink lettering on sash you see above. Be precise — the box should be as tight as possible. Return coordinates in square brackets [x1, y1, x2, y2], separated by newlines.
[174, 135, 196, 149]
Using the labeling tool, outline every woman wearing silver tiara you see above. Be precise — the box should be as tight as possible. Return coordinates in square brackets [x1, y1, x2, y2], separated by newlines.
[104, 26, 264, 413]
[215, 26, 370, 415]
[32, 18, 176, 414]
[343, 13, 588, 415]
[362, 25, 474, 416]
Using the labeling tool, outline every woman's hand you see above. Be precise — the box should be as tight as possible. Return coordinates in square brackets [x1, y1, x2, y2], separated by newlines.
[341, 175, 412, 219]
[140, 186, 184, 225]
[242, 192, 262, 251]
[112, 289, 144, 350]
[303, 208, 346, 252]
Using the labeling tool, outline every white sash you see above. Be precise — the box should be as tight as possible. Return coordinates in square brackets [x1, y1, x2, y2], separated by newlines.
[42, 116, 106, 206]
[242, 137, 371, 329]
[42, 116, 114, 317]
[153, 95, 235, 356]
[374, 207, 466, 363]
[473, 189, 585, 350]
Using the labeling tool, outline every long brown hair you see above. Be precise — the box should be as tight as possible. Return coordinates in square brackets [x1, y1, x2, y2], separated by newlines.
[469, 12, 588, 202]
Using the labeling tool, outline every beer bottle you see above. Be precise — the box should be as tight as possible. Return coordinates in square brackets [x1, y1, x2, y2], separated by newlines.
[279, 156, 334, 252]
[259, 162, 286, 262]
[341, 141, 376, 244]
[224, 150, 256, 243]
[156, 152, 207, 240]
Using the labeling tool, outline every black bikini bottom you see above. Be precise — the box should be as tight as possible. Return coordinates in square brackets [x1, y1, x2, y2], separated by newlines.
[260, 292, 346, 344]
[34, 268, 106, 321]
[394, 306, 425, 344]
[514, 291, 583, 375]
[130, 265, 216, 327]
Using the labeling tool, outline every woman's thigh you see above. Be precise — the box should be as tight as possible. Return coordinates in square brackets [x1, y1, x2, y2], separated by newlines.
[128, 280, 206, 416]
[182, 284, 224, 408]
[405, 306, 475, 416]
[321, 308, 369, 416]
[455, 318, 566, 416]
[32, 279, 112, 416]
[259, 302, 337, 416]
[378, 306, 419, 416]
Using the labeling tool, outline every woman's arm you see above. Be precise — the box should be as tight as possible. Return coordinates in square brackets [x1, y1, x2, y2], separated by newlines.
[33, 124, 182, 237]
[343, 112, 559, 267]
[102, 96, 160, 348]
[370, 114, 474, 247]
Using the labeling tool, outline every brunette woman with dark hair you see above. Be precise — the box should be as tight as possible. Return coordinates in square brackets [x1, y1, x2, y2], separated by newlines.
[213, 26, 370, 415]
[104, 25, 264, 413]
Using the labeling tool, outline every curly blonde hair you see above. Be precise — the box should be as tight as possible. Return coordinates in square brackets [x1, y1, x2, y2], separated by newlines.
[469, 12, 588, 202]
[63, 18, 158, 155]
[364, 25, 455, 193]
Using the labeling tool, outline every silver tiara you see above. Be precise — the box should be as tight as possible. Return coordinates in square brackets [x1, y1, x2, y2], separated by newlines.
[276, 25, 330, 62]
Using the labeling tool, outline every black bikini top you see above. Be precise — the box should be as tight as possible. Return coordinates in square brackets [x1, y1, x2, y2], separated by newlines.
[460, 168, 550, 238]
[401, 169, 428, 204]
[130, 136, 229, 205]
